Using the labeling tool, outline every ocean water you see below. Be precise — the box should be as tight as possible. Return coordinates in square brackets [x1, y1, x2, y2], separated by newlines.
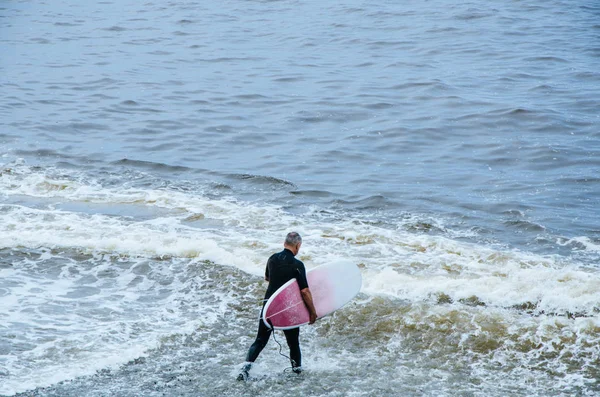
[1, 0, 599, 396]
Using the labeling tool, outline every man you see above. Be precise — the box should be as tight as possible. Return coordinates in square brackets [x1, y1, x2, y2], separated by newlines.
[237, 232, 318, 381]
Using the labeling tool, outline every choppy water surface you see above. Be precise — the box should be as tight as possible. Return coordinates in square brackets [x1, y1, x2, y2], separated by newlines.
[1, 0, 599, 396]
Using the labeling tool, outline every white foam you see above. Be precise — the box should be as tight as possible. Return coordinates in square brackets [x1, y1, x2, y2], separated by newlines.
[1, 343, 151, 396]
[559, 236, 600, 252]
[2, 161, 600, 394]
[0, 252, 233, 396]
[3, 164, 600, 306]
[362, 244, 600, 316]
[2, 163, 599, 315]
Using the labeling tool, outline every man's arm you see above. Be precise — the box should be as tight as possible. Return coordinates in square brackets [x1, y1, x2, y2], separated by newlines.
[265, 258, 270, 282]
[300, 288, 317, 324]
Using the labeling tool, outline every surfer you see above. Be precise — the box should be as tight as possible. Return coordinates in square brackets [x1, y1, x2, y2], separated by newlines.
[237, 232, 318, 381]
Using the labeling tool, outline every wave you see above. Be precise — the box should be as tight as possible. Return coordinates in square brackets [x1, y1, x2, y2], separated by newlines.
[111, 158, 197, 173]
[2, 162, 599, 397]
[1, 161, 598, 396]
[1, 162, 598, 317]
[558, 236, 600, 252]
[227, 173, 296, 188]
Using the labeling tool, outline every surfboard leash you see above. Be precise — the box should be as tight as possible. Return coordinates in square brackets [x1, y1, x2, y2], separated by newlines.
[267, 319, 297, 373]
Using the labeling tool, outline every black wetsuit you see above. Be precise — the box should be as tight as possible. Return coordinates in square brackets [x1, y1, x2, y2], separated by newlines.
[245, 248, 309, 368]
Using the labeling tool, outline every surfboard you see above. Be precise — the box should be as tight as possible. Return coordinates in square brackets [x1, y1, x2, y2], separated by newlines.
[262, 261, 362, 330]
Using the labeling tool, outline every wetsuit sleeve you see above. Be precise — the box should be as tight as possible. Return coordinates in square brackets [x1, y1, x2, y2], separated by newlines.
[295, 261, 309, 290]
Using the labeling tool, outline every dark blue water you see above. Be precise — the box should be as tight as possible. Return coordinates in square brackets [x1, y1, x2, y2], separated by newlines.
[1, 1, 599, 396]
[3, 0, 600, 256]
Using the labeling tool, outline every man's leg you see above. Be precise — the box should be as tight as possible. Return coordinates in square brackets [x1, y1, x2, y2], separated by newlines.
[283, 327, 301, 372]
[238, 318, 272, 381]
[246, 318, 272, 362]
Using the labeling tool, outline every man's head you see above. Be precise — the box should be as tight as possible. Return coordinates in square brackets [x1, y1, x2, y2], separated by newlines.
[284, 232, 302, 256]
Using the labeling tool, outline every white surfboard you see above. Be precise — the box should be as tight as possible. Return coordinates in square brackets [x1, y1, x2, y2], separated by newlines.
[262, 261, 362, 330]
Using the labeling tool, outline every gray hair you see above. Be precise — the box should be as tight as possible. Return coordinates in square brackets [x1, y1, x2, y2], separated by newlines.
[285, 232, 302, 246]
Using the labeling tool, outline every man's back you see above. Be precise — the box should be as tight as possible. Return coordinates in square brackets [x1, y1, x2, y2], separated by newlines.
[264, 249, 308, 300]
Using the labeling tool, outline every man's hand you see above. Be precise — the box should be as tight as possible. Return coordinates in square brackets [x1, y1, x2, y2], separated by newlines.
[309, 310, 317, 325]
[300, 287, 318, 325]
